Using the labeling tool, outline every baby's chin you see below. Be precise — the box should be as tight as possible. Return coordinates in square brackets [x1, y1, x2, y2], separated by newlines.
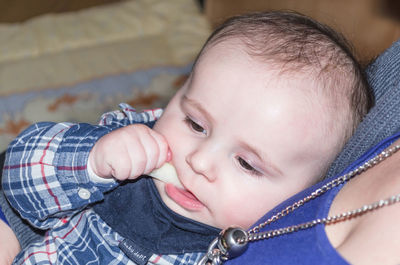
[152, 179, 212, 225]
[151, 174, 255, 231]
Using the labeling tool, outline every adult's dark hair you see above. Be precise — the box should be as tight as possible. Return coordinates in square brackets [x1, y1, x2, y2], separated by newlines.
[193, 11, 374, 141]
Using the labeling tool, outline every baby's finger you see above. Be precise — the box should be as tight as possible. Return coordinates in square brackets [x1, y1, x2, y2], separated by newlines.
[150, 131, 170, 169]
[125, 141, 148, 178]
[136, 129, 161, 174]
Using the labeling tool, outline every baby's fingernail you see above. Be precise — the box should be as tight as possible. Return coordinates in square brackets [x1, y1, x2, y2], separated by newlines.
[167, 149, 172, 162]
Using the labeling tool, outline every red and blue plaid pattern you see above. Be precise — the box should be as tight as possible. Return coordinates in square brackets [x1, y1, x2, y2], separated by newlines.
[3, 103, 204, 264]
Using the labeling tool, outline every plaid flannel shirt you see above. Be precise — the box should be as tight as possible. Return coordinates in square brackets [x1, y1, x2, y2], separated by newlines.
[3, 103, 205, 265]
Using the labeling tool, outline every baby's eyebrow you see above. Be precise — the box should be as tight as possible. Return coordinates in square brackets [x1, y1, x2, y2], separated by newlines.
[182, 95, 215, 123]
[240, 140, 283, 177]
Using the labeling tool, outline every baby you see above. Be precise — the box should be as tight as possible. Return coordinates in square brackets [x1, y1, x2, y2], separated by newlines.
[1, 11, 372, 264]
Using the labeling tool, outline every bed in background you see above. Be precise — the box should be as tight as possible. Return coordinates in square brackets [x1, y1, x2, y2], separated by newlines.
[0, 0, 210, 151]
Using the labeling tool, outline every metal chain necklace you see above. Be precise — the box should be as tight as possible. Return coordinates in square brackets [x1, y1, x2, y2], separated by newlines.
[197, 144, 400, 265]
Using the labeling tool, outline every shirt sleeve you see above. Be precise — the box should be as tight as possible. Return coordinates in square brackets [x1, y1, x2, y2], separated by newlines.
[2, 103, 163, 230]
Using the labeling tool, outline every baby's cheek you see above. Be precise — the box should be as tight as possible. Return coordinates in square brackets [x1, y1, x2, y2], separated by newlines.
[218, 206, 258, 230]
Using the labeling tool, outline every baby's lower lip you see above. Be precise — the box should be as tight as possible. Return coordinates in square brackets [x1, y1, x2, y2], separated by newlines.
[165, 183, 204, 211]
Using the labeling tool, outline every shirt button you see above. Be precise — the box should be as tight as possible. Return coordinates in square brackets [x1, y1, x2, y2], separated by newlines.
[78, 188, 91, 200]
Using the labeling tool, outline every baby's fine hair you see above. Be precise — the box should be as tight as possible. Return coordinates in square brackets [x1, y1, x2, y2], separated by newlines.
[194, 11, 374, 140]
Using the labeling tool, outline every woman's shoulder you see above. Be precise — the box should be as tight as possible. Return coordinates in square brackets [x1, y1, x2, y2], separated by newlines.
[326, 138, 400, 264]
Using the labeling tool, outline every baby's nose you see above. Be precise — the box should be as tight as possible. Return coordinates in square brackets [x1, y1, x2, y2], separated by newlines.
[185, 143, 218, 181]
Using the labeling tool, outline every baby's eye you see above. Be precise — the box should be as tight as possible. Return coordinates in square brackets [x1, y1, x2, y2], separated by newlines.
[184, 116, 207, 134]
[237, 157, 262, 176]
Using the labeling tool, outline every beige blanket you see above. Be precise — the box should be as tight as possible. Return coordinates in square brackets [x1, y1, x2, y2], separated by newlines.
[0, 0, 210, 150]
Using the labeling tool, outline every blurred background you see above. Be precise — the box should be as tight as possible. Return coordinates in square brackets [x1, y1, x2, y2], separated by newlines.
[205, 0, 400, 64]
[0, 0, 399, 151]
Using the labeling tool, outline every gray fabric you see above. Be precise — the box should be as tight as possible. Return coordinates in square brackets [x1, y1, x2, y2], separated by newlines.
[325, 40, 400, 179]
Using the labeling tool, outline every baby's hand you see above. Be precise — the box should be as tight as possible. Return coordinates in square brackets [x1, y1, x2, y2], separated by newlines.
[88, 124, 170, 181]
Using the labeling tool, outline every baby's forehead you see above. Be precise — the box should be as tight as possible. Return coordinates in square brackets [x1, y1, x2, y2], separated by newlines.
[192, 37, 349, 114]
[199, 38, 324, 80]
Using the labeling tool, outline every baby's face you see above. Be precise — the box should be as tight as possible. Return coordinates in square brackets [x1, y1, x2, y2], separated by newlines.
[153, 41, 342, 229]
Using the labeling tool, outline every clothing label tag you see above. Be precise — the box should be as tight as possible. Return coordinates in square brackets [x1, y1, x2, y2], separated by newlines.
[119, 238, 153, 265]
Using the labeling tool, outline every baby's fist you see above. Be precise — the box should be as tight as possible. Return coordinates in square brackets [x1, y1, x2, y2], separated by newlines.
[88, 124, 170, 181]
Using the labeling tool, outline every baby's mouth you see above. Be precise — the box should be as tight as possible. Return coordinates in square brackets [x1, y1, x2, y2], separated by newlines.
[164, 183, 204, 211]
